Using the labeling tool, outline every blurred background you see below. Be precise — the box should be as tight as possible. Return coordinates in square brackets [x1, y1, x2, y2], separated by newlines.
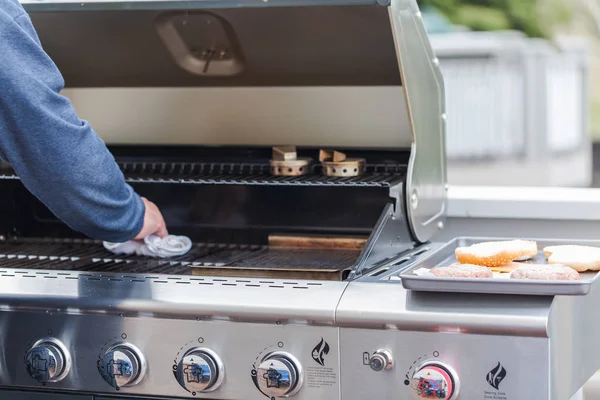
[418, 0, 600, 187]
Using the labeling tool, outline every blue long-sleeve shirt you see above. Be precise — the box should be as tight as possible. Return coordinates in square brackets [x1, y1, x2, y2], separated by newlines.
[0, 0, 145, 242]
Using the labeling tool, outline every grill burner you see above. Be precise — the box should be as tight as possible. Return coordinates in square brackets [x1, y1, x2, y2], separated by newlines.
[319, 150, 366, 177]
[0, 238, 359, 280]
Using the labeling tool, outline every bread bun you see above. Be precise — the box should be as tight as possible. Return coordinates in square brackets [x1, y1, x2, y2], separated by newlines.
[455, 240, 537, 267]
[543, 245, 600, 272]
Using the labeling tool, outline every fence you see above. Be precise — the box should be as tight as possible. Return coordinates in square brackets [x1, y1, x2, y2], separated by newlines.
[430, 31, 589, 161]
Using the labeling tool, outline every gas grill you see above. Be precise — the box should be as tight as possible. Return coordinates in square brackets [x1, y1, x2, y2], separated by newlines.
[0, 0, 596, 399]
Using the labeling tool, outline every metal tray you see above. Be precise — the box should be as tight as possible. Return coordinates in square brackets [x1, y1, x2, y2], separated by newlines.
[399, 237, 600, 296]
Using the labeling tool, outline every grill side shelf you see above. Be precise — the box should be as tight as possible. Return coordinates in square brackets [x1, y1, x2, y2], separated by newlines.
[398, 237, 600, 296]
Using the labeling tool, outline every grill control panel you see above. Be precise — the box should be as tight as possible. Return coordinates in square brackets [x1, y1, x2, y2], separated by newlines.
[340, 328, 550, 399]
[2, 311, 339, 399]
[1, 310, 555, 399]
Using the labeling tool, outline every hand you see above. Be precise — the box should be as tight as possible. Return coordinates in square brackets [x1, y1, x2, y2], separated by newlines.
[134, 197, 168, 240]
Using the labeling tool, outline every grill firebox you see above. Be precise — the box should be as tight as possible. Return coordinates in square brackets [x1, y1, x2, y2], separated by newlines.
[0, 146, 414, 281]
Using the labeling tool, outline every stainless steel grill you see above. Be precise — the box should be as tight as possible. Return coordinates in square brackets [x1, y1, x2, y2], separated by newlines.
[2, 1, 593, 400]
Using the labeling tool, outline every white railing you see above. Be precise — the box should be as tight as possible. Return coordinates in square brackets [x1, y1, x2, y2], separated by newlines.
[431, 31, 589, 161]
[430, 31, 592, 187]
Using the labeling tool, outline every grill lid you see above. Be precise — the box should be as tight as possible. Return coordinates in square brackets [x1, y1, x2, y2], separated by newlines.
[21, 0, 447, 244]
[25, 1, 401, 88]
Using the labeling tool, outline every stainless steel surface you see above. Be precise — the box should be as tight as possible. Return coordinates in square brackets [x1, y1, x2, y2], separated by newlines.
[97, 343, 146, 389]
[64, 87, 414, 149]
[339, 324, 550, 399]
[368, 349, 393, 372]
[0, 269, 347, 323]
[176, 347, 224, 394]
[350, 202, 415, 278]
[399, 237, 600, 295]
[337, 280, 600, 400]
[337, 281, 552, 336]
[0, 311, 339, 399]
[389, 0, 447, 243]
[410, 361, 459, 400]
[25, 338, 71, 384]
[547, 276, 600, 400]
[255, 351, 303, 398]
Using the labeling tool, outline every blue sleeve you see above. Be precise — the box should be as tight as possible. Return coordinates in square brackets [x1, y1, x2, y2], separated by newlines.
[0, 8, 145, 242]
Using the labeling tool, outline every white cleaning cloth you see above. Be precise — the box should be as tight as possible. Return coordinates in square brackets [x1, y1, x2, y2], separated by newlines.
[103, 234, 192, 258]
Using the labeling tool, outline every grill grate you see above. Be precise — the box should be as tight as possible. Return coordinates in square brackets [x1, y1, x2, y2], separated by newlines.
[0, 161, 405, 187]
[0, 238, 360, 276]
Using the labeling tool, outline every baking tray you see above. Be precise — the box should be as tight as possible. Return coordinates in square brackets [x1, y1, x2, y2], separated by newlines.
[399, 237, 600, 296]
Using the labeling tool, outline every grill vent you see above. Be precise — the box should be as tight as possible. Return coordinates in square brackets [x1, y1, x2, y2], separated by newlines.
[0, 269, 322, 290]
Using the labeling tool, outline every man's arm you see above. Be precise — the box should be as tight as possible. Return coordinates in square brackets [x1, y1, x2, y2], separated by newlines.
[0, 10, 158, 242]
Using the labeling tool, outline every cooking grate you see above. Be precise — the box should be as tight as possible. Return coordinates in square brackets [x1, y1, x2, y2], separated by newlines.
[0, 161, 405, 188]
[0, 238, 360, 278]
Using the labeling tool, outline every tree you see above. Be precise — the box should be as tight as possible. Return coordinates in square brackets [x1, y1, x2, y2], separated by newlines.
[417, 0, 572, 38]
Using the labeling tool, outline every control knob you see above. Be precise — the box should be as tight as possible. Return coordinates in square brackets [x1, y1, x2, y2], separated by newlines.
[411, 361, 460, 400]
[176, 347, 224, 393]
[25, 338, 71, 383]
[256, 351, 303, 398]
[369, 349, 393, 371]
[98, 343, 147, 388]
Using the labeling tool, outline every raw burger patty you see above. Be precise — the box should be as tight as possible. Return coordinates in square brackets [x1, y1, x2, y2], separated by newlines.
[455, 240, 538, 267]
[510, 264, 580, 280]
[431, 263, 493, 278]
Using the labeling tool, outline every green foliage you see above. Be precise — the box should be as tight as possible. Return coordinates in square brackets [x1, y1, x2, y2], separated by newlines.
[417, 0, 573, 38]
[453, 4, 512, 32]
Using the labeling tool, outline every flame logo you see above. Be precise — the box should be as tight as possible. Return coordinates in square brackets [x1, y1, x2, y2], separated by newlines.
[311, 338, 330, 366]
[486, 362, 507, 390]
